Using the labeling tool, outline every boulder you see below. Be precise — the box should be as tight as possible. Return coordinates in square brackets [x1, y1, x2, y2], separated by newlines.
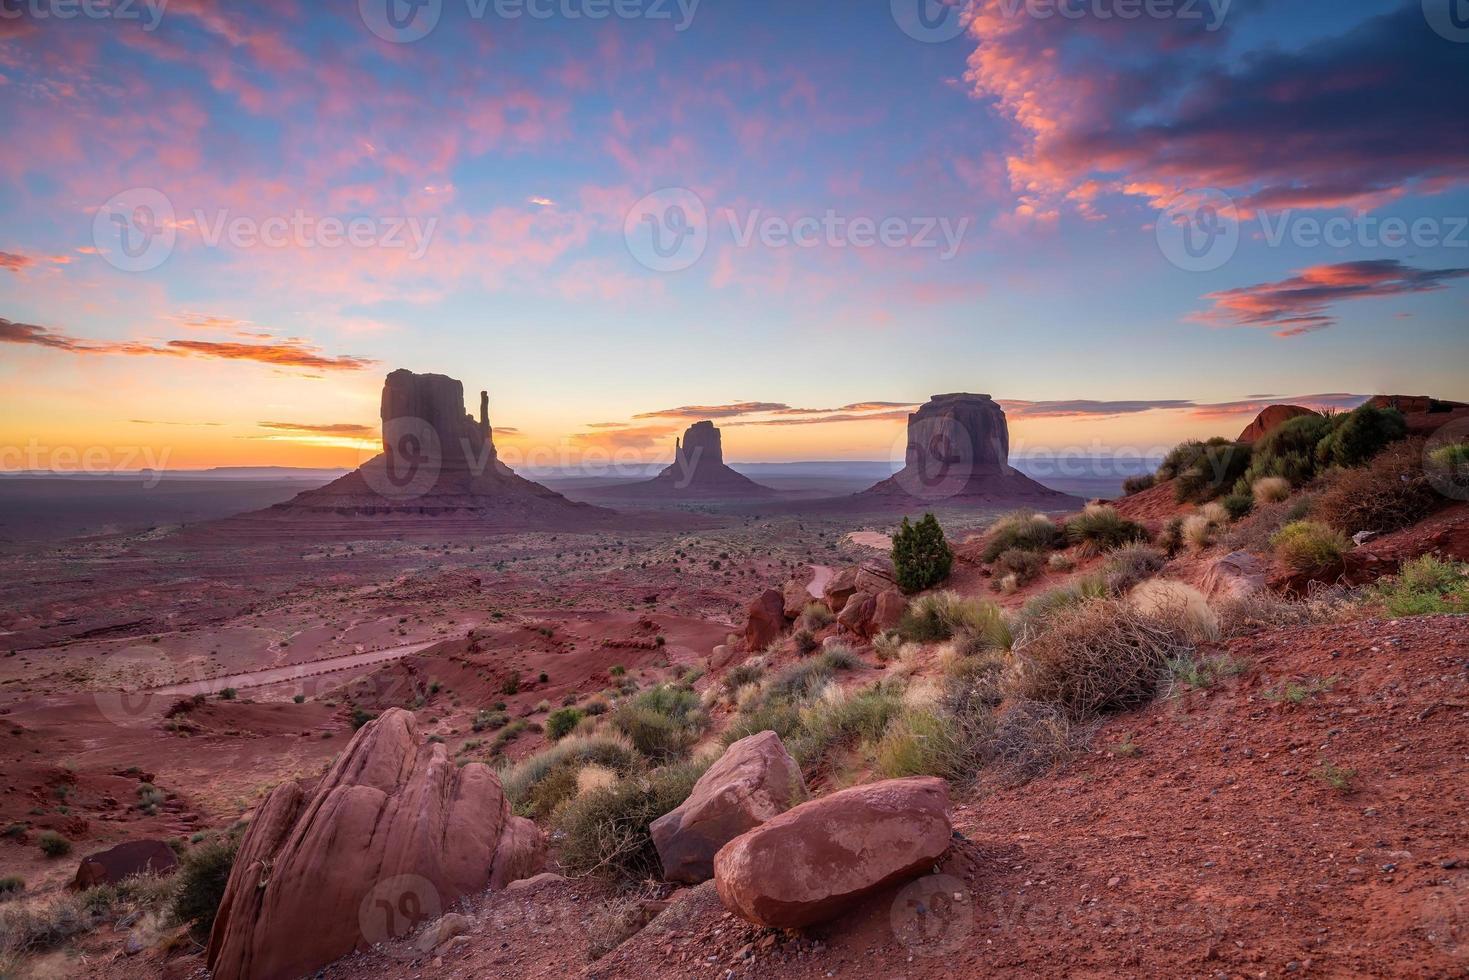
[651, 731, 807, 884]
[823, 567, 859, 616]
[206, 708, 543, 980]
[1199, 551, 1269, 599]
[854, 562, 896, 596]
[415, 912, 471, 953]
[1236, 405, 1321, 443]
[73, 840, 178, 890]
[873, 589, 908, 633]
[783, 577, 815, 620]
[836, 590, 878, 638]
[713, 777, 952, 929]
[744, 589, 786, 652]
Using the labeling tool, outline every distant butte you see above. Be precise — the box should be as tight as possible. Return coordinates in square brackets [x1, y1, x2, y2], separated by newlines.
[860, 393, 1078, 506]
[619, 421, 777, 499]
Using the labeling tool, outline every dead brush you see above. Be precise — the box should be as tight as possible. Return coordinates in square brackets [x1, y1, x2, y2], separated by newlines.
[1010, 600, 1190, 719]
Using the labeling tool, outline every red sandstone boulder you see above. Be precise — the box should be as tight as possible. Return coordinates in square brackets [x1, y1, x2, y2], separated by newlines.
[1200, 551, 1269, 599]
[873, 589, 908, 633]
[713, 777, 952, 929]
[206, 708, 543, 980]
[651, 731, 807, 884]
[836, 590, 878, 638]
[823, 567, 859, 615]
[855, 562, 896, 596]
[1236, 405, 1320, 443]
[73, 840, 178, 890]
[783, 577, 815, 620]
[744, 589, 786, 652]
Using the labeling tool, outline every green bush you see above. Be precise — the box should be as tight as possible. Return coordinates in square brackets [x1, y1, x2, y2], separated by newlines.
[992, 548, 1045, 586]
[898, 592, 1010, 650]
[1271, 521, 1350, 572]
[471, 709, 509, 732]
[1064, 504, 1148, 552]
[1220, 493, 1254, 521]
[610, 685, 706, 763]
[1369, 555, 1469, 617]
[554, 762, 706, 883]
[350, 707, 377, 730]
[172, 834, 239, 941]
[979, 511, 1062, 561]
[501, 732, 642, 815]
[0, 875, 23, 897]
[1315, 405, 1406, 468]
[1313, 441, 1442, 535]
[37, 832, 70, 858]
[545, 707, 585, 741]
[1101, 544, 1167, 594]
[1158, 438, 1253, 503]
[1235, 414, 1333, 493]
[799, 602, 834, 630]
[892, 513, 953, 593]
[792, 682, 904, 777]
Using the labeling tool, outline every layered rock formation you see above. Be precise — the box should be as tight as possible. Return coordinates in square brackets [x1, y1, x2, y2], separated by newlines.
[862, 393, 1077, 506]
[207, 708, 543, 980]
[615, 421, 776, 498]
[1236, 405, 1320, 443]
[253, 370, 616, 530]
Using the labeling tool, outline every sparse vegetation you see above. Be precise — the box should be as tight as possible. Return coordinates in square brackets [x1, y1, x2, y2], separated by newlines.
[1314, 760, 1356, 792]
[892, 513, 954, 593]
[1122, 473, 1154, 496]
[1368, 555, 1469, 617]
[1271, 520, 1350, 572]
[554, 761, 707, 883]
[799, 602, 834, 630]
[1157, 438, 1253, 503]
[1101, 543, 1166, 594]
[992, 548, 1045, 587]
[172, 833, 240, 940]
[36, 832, 70, 858]
[1064, 504, 1148, 553]
[898, 592, 1010, 651]
[610, 684, 707, 763]
[545, 707, 586, 741]
[1313, 441, 1442, 535]
[1167, 653, 1249, 690]
[979, 511, 1062, 561]
[1264, 676, 1337, 704]
[1252, 476, 1292, 506]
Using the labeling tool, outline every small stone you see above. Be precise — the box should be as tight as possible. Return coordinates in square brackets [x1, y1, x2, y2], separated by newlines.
[1107, 876, 1121, 888]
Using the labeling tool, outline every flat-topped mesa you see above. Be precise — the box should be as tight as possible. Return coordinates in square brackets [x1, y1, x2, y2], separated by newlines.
[380, 368, 495, 470]
[675, 420, 724, 471]
[862, 392, 1077, 504]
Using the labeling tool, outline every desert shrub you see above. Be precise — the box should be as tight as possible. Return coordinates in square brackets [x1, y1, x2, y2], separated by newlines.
[872, 631, 903, 662]
[792, 682, 904, 777]
[610, 685, 706, 763]
[1368, 555, 1469, 617]
[172, 834, 239, 941]
[1122, 473, 1154, 496]
[892, 513, 954, 593]
[763, 648, 859, 703]
[898, 592, 1010, 650]
[1213, 589, 1350, 639]
[979, 511, 1062, 561]
[0, 877, 22, 898]
[875, 705, 974, 782]
[1101, 544, 1167, 594]
[1271, 521, 1350, 572]
[720, 699, 803, 746]
[1223, 498, 1298, 553]
[1429, 442, 1469, 476]
[792, 629, 819, 655]
[1156, 516, 1185, 557]
[472, 709, 509, 732]
[1130, 580, 1220, 643]
[37, 832, 70, 858]
[582, 696, 610, 717]
[1064, 504, 1148, 553]
[992, 548, 1044, 586]
[721, 661, 764, 696]
[350, 707, 377, 730]
[1313, 441, 1442, 535]
[0, 893, 95, 955]
[799, 603, 834, 630]
[1181, 513, 1217, 552]
[986, 700, 1085, 779]
[1315, 405, 1406, 468]
[1253, 476, 1292, 505]
[1022, 576, 1108, 623]
[554, 761, 707, 883]
[545, 707, 585, 741]
[1236, 413, 1335, 491]
[1047, 552, 1075, 572]
[1010, 600, 1188, 718]
[997, 573, 1019, 594]
[1220, 493, 1254, 521]
[501, 732, 642, 814]
[1158, 438, 1252, 503]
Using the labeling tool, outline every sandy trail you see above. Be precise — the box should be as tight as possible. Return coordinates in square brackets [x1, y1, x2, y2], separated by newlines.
[146, 640, 439, 697]
[807, 564, 834, 598]
[845, 530, 892, 549]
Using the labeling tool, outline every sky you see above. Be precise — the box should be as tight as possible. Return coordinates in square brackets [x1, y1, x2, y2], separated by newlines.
[1, 0, 1466, 472]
